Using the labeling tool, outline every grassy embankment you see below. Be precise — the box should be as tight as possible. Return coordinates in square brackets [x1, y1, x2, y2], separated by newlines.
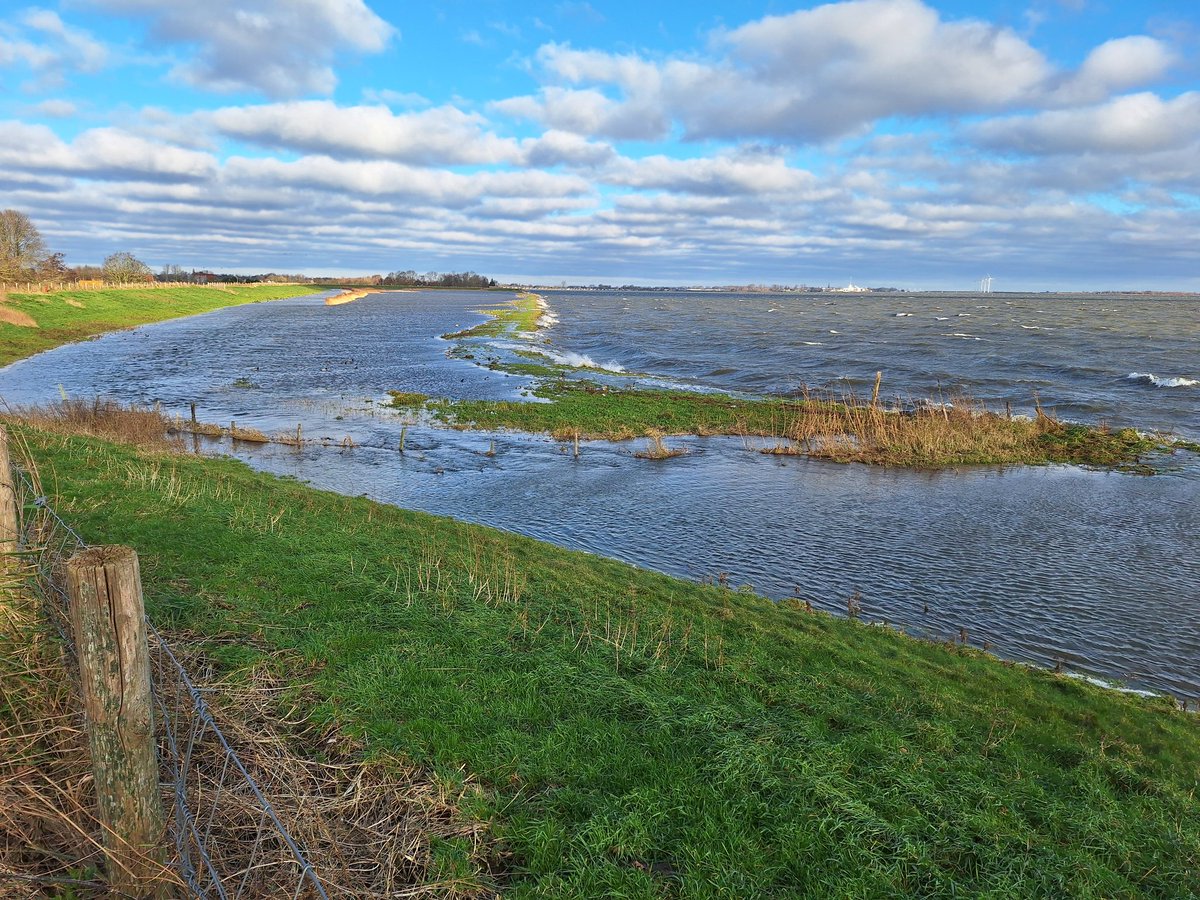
[0, 283, 320, 366]
[395, 294, 1194, 468]
[11, 420, 1200, 896]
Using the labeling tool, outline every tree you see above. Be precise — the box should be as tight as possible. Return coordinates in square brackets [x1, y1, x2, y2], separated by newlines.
[38, 252, 68, 280]
[102, 251, 151, 284]
[0, 209, 48, 281]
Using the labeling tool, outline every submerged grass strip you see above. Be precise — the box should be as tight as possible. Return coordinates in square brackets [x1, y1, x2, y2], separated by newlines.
[0, 284, 320, 367]
[391, 381, 1184, 468]
[13, 423, 1200, 897]
[442, 292, 545, 340]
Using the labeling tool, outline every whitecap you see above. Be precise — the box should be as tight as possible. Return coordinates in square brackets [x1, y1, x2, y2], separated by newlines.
[546, 349, 626, 373]
[894, 312, 914, 317]
[1127, 372, 1198, 388]
[829, 330, 841, 334]
[934, 316, 949, 321]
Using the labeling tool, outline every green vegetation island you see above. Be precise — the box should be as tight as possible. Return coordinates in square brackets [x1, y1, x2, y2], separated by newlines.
[3, 283, 1199, 896]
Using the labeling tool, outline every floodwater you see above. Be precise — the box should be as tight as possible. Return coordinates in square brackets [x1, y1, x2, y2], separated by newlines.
[2, 289, 1197, 696]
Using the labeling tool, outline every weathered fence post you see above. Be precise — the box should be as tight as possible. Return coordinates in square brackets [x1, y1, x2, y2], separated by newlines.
[66, 546, 166, 896]
[0, 426, 18, 571]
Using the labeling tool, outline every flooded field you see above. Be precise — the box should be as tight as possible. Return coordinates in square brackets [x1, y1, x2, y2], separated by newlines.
[2, 289, 1197, 695]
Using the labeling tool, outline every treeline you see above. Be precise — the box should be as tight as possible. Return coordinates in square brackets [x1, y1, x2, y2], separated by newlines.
[381, 270, 497, 288]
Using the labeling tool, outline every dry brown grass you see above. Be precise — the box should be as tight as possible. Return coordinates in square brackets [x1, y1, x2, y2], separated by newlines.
[6, 399, 184, 452]
[633, 429, 688, 460]
[228, 422, 271, 443]
[0, 304, 38, 328]
[0, 451, 496, 897]
[153, 639, 495, 898]
[772, 391, 1061, 466]
[0, 583, 113, 898]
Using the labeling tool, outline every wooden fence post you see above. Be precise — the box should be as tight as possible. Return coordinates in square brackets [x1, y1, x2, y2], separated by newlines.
[66, 546, 166, 896]
[0, 426, 18, 571]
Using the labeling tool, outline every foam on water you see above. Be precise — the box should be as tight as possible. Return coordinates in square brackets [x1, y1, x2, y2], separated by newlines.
[1128, 372, 1198, 388]
[546, 349, 626, 372]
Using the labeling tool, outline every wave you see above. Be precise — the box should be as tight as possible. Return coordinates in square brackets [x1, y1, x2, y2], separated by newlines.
[894, 312, 914, 317]
[1127, 372, 1198, 388]
[546, 349, 626, 373]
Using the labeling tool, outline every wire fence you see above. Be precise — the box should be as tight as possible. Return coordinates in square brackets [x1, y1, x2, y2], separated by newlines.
[12, 464, 330, 899]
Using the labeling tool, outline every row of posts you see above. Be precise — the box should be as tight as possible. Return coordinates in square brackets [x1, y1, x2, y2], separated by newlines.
[1, 425, 165, 896]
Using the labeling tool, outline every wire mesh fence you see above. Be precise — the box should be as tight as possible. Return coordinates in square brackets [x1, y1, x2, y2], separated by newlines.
[11, 463, 330, 899]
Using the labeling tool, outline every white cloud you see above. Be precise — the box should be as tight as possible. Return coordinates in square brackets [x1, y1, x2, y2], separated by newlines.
[521, 130, 615, 167]
[209, 101, 520, 165]
[500, 0, 1175, 144]
[605, 151, 823, 197]
[494, 84, 668, 141]
[1051, 36, 1175, 104]
[87, 0, 395, 97]
[35, 99, 79, 118]
[975, 92, 1200, 155]
[0, 122, 217, 181]
[0, 8, 108, 86]
[224, 155, 592, 204]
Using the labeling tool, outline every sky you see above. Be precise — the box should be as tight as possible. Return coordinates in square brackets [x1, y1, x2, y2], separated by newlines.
[1, 0, 1198, 289]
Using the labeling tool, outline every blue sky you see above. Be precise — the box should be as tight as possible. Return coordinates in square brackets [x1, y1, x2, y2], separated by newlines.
[1, 0, 1197, 288]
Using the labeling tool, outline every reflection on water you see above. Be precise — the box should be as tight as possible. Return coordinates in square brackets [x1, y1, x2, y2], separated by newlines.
[2, 289, 1197, 696]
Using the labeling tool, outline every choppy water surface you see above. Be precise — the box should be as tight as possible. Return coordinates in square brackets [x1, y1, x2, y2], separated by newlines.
[2, 289, 1197, 696]
[540, 290, 1200, 439]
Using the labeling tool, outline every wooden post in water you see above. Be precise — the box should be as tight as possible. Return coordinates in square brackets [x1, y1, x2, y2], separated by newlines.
[871, 371, 883, 409]
[189, 402, 197, 427]
[0, 426, 18, 572]
[296, 423, 303, 446]
[66, 546, 165, 897]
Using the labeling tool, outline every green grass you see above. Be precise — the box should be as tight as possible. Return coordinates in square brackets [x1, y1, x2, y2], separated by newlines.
[16, 424, 1200, 897]
[0, 284, 320, 366]
[391, 380, 1185, 469]
[442, 292, 544, 340]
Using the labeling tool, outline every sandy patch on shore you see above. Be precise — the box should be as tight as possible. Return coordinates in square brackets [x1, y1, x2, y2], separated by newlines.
[325, 288, 413, 306]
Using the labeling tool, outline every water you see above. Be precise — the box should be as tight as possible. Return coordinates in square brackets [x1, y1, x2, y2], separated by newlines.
[539, 290, 1200, 439]
[2, 289, 1197, 696]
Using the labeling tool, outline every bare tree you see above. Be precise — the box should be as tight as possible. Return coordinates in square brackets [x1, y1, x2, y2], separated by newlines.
[0, 209, 48, 281]
[102, 251, 151, 284]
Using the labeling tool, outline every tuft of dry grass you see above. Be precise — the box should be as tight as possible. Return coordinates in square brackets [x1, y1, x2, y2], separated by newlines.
[633, 429, 688, 460]
[152, 639, 496, 898]
[227, 422, 271, 443]
[0, 304, 38, 328]
[7, 399, 183, 452]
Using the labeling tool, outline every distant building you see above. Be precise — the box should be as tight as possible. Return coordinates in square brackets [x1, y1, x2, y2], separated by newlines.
[835, 282, 869, 293]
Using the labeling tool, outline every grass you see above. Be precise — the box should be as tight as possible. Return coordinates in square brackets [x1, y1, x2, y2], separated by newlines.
[0, 284, 320, 366]
[391, 380, 1185, 469]
[10, 419, 1200, 897]
[442, 292, 545, 341]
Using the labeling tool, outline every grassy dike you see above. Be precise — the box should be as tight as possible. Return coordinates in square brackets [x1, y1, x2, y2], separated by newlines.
[0, 284, 321, 365]
[15, 424, 1200, 897]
